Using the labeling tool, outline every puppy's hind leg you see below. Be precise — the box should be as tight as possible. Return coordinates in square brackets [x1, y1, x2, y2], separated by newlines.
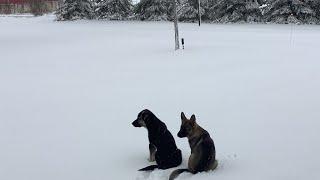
[149, 143, 156, 162]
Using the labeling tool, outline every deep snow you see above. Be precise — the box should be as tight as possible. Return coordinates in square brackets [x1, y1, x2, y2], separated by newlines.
[0, 15, 320, 180]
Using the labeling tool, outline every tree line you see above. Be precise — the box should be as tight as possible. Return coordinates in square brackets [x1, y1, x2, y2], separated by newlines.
[56, 0, 320, 24]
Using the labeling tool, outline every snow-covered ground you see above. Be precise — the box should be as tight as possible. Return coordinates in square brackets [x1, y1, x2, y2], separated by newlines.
[1, 15, 320, 180]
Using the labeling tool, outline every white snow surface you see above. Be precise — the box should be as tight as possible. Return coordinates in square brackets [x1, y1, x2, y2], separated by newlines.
[1, 15, 320, 180]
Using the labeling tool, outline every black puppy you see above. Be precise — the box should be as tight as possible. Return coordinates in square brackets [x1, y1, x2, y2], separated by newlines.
[132, 109, 182, 171]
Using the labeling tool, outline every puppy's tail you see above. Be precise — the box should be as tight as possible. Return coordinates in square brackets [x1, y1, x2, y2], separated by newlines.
[138, 165, 158, 171]
[169, 169, 190, 180]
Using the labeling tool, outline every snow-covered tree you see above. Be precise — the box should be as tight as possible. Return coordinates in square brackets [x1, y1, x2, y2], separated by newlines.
[264, 0, 316, 24]
[306, 0, 320, 23]
[178, 0, 207, 22]
[209, 0, 262, 23]
[95, 0, 133, 20]
[56, 0, 94, 21]
[134, 0, 173, 21]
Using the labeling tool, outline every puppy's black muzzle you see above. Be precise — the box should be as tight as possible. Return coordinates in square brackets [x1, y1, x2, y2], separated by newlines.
[132, 119, 141, 127]
[177, 130, 187, 138]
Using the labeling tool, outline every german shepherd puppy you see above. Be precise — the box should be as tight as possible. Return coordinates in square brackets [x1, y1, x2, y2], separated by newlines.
[169, 112, 218, 180]
[132, 109, 182, 171]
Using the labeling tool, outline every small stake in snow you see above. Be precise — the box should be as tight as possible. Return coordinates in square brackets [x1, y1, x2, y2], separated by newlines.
[181, 38, 185, 49]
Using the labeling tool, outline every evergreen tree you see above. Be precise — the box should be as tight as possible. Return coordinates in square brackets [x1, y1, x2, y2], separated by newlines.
[56, 0, 94, 21]
[178, 0, 207, 22]
[264, 0, 316, 24]
[306, 0, 320, 24]
[95, 0, 133, 20]
[257, 0, 265, 5]
[209, 0, 262, 23]
[134, 0, 173, 21]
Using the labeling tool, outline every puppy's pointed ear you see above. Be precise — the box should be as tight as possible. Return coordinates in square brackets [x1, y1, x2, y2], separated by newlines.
[181, 112, 187, 122]
[190, 114, 196, 124]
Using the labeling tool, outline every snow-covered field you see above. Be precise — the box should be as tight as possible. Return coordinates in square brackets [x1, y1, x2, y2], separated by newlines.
[1, 15, 320, 180]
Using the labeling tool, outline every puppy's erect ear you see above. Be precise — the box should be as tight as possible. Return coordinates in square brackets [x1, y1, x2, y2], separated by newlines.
[190, 114, 196, 124]
[181, 112, 187, 122]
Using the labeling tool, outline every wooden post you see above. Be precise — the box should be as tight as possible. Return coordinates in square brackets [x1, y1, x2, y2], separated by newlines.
[173, 0, 179, 50]
[198, 0, 201, 26]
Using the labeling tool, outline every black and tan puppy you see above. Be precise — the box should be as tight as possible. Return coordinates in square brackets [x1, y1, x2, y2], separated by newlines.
[169, 112, 218, 180]
[132, 109, 182, 171]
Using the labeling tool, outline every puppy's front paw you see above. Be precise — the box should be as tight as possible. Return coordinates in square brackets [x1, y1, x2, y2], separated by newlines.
[149, 156, 156, 162]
